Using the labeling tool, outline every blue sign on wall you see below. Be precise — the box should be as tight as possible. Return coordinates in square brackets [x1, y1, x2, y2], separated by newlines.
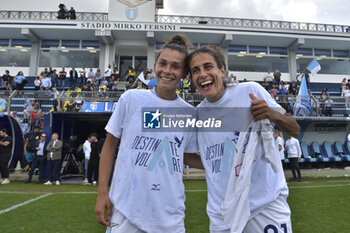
[83, 102, 117, 112]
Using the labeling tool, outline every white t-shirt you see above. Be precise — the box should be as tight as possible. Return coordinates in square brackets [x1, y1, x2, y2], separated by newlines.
[347, 134, 350, 144]
[105, 89, 197, 233]
[83, 140, 91, 160]
[105, 68, 112, 77]
[276, 136, 285, 160]
[196, 82, 288, 232]
[285, 137, 301, 158]
[344, 89, 350, 98]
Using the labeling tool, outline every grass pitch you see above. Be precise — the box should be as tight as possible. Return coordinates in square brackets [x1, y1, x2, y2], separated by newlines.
[0, 177, 349, 233]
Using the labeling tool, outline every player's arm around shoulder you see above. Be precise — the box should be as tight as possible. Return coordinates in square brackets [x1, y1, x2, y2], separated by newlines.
[95, 133, 120, 226]
[249, 93, 300, 136]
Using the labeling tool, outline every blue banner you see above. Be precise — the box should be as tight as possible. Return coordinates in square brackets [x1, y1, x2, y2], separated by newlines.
[82, 102, 117, 112]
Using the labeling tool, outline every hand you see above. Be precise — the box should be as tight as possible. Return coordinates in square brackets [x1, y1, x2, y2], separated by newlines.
[95, 192, 112, 226]
[249, 93, 275, 121]
[298, 156, 301, 161]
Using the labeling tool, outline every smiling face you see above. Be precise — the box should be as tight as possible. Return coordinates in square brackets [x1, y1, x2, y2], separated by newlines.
[154, 48, 185, 92]
[189, 52, 226, 102]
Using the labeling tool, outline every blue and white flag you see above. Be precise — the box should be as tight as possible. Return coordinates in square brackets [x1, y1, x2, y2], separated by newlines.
[294, 75, 312, 116]
[306, 58, 321, 75]
[137, 72, 158, 87]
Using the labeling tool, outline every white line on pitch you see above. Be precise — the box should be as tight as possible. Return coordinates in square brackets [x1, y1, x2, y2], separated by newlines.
[0, 193, 53, 215]
[289, 184, 350, 189]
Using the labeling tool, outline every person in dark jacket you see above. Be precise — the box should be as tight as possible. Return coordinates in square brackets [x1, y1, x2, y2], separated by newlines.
[0, 128, 12, 184]
[23, 126, 41, 170]
[68, 7, 76, 20]
[27, 133, 48, 183]
[69, 68, 78, 89]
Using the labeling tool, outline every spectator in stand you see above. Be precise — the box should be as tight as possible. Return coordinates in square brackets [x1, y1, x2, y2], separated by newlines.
[87, 73, 94, 85]
[69, 67, 78, 89]
[110, 69, 120, 82]
[296, 69, 303, 86]
[324, 96, 333, 116]
[126, 76, 137, 90]
[341, 78, 347, 97]
[273, 69, 281, 86]
[95, 69, 102, 86]
[288, 81, 298, 96]
[45, 133, 63, 185]
[261, 77, 270, 91]
[88, 68, 95, 78]
[34, 76, 41, 90]
[304, 70, 310, 89]
[87, 134, 99, 186]
[343, 85, 350, 110]
[50, 69, 59, 88]
[14, 71, 27, 90]
[2, 70, 11, 89]
[23, 126, 41, 170]
[183, 77, 190, 93]
[265, 69, 274, 82]
[26, 132, 48, 184]
[69, 7, 76, 20]
[104, 64, 112, 79]
[32, 111, 44, 130]
[101, 77, 108, 86]
[128, 67, 136, 81]
[58, 67, 67, 91]
[10, 111, 21, 124]
[74, 93, 84, 112]
[284, 80, 290, 90]
[41, 73, 52, 90]
[285, 136, 302, 182]
[319, 88, 329, 115]
[279, 82, 288, 111]
[0, 128, 12, 184]
[269, 85, 278, 98]
[52, 87, 60, 111]
[146, 69, 154, 80]
[79, 65, 87, 87]
[346, 79, 350, 90]
[65, 99, 75, 112]
[0, 94, 7, 113]
[111, 81, 119, 91]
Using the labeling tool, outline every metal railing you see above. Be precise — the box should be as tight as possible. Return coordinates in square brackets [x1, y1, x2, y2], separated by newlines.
[2, 89, 349, 118]
[0, 11, 108, 21]
[155, 15, 350, 33]
[0, 10, 349, 34]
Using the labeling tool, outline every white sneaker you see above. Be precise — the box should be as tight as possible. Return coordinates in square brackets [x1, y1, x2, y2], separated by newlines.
[82, 178, 88, 185]
[44, 181, 52, 185]
[92, 181, 97, 186]
[1, 179, 10, 184]
[55, 181, 60, 185]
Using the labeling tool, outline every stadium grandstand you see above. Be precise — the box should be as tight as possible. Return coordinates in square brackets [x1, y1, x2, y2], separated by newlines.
[0, 0, 350, 172]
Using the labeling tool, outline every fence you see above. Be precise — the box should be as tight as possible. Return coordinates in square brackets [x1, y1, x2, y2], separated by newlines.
[1, 89, 348, 118]
[0, 10, 349, 34]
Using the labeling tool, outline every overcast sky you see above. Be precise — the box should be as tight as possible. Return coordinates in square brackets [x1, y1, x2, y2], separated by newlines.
[3, 0, 350, 25]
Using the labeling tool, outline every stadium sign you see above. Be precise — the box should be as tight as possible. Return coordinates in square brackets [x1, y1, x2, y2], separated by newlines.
[80, 22, 176, 31]
[83, 102, 117, 112]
